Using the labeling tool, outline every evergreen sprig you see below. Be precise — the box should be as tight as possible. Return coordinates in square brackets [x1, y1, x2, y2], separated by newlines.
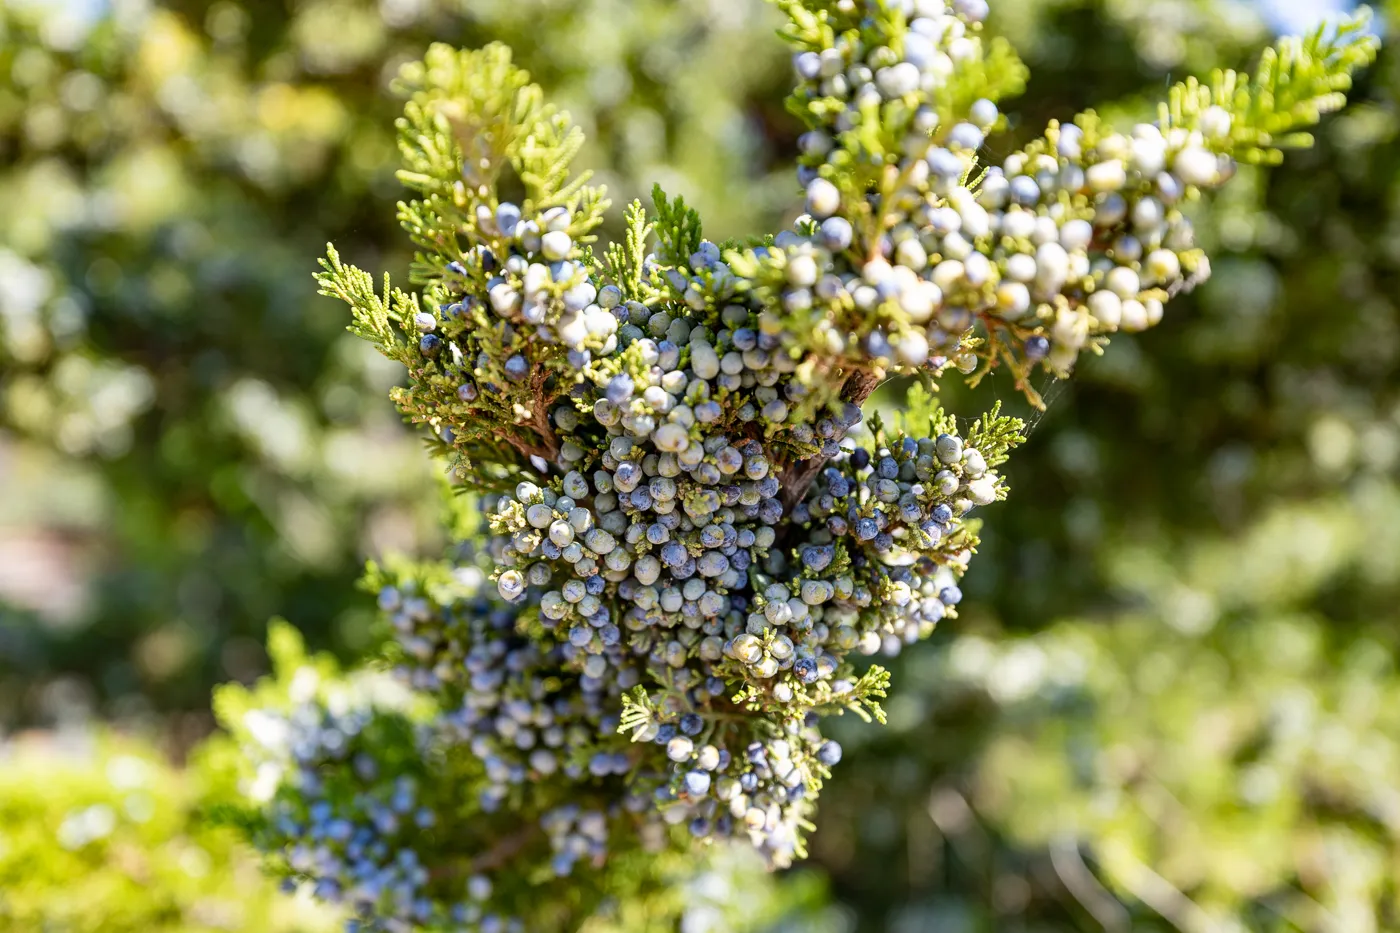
[650, 184, 706, 268]
[228, 3, 1374, 931]
[1160, 9, 1379, 164]
[603, 200, 657, 301]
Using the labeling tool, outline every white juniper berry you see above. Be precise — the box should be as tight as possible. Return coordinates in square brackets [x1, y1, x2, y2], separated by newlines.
[227, 2, 1376, 930]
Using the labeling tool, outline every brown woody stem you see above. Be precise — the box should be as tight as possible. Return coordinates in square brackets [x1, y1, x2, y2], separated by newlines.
[430, 825, 540, 883]
[779, 367, 883, 509]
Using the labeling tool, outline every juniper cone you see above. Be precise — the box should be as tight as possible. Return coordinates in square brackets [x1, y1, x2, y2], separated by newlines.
[223, 1, 1377, 930]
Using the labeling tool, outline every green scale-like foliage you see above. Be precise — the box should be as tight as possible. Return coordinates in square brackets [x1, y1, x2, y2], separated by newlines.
[219, 2, 1375, 931]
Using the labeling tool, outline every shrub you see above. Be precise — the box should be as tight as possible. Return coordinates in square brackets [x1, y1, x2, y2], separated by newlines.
[0, 729, 337, 932]
[216, 1, 1375, 930]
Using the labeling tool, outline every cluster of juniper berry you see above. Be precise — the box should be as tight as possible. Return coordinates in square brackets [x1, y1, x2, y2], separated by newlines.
[233, 1, 1374, 929]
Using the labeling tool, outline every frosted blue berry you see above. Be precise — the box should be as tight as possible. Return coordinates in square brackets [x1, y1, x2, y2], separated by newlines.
[495, 204, 521, 239]
[497, 570, 525, 600]
[597, 284, 623, 310]
[540, 230, 572, 261]
[683, 771, 712, 797]
[793, 51, 821, 80]
[563, 472, 590, 499]
[969, 98, 999, 129]
[947, 122, 984, 151]
[819, 216, 854, 252]
[876, 61, 920, 98]
[606, 374, 634, 404]
[800, 545, 833, 572]
[928, 147, 964, 179]
[806, 178, 841, 219]
[1008, 175, 1040, 207]
[954, 0, 990, 21]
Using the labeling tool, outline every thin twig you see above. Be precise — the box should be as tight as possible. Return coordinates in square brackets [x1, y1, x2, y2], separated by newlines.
[1259, 888, 1346, 933]
[1048, 834, 1131, 933]
[1111, 846, 1220, 933]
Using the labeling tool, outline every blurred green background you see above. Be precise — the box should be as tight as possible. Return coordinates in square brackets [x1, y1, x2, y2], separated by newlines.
[1, 0, 1397, 929]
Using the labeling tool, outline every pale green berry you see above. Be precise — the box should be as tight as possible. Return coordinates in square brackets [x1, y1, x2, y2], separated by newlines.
[1088, 290, 1122, 330]
[540, 230, 572, 261]
[1121, 298, 1149, 331]
[1144, 249, 1181, 284]
[1105, 266, 1140, 299]
[1174, 146, 1217, 186]
[806, 178, 841, 219]
[1199, 105, 1232, 140]
[1085, 159, 1126, 193]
